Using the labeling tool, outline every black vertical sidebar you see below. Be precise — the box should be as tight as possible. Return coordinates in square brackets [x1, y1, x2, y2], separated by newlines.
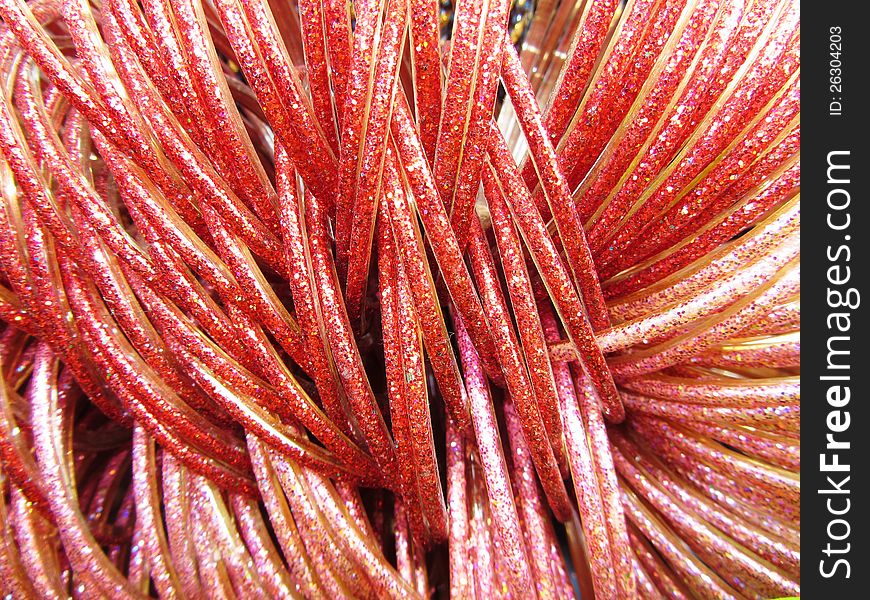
[803, 3, 869, 596]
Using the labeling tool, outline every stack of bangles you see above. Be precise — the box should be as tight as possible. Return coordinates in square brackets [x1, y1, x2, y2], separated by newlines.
[0, 0, 799, 597]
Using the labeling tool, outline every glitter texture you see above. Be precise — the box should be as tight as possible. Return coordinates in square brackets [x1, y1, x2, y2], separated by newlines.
[0, 0, 800, 597]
